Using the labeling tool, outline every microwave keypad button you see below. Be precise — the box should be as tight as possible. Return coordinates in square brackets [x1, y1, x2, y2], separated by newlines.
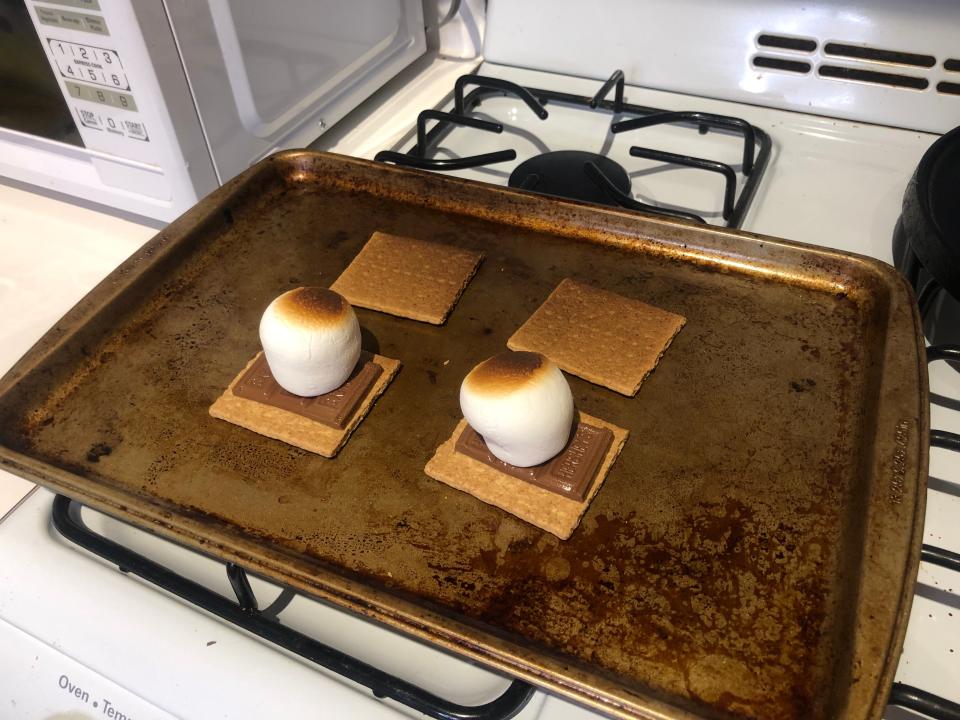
[81, 14, 108, 34]
[77, 108, 101, 130]
[95, 48, 120, 67]
[35, 7, 109, 35]
[123, 120, 150, 142]
[104, 117, 123, 135]
[106, 89, 137, 111]
[105, 71, 128, 89]
[38, 0, 102, 10]
[122, 120, 149, 141]
[34, 7, 60, 25]
[58, 12, 84, 31]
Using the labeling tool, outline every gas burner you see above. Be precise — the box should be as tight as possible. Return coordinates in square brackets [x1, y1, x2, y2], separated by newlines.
[507, 150, 629, 207]
[375, 70, 772, 229]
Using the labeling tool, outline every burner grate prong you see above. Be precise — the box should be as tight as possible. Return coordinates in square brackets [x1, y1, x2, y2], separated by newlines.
[926, 345, 960, 364]
[517, 172, 540, 190]
[454, 75, 549, 119]
[583, 161, 706, 223]
[921, 543, 960, 572]
[590, 70, 625, 113]
[889, 683, 960, 720]
[414, 110, 504, 157]
[374, 149, 517, 171]
[931, 429, 960, 451]
[628, 146, 737, 220]
[227, 562, 259, 612]
[928, 346, 960, 455]
[612, 110, 757, 175]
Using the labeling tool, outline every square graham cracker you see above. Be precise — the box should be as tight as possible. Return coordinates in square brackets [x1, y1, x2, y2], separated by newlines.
[507, 278, 686, 396]
[209, 352, 401, 458]
[330, 231, 483, 325]
[424, 413, 628, 539]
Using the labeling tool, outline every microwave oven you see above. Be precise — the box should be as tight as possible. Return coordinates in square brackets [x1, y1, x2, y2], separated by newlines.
[0, 0, 426, 221]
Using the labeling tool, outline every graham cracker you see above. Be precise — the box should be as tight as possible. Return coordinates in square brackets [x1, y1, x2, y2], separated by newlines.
[507, 278, 685, 397]
[330, 231, 483, 325]
[209, 352, 401, 458]
[424, 413, 628, 539]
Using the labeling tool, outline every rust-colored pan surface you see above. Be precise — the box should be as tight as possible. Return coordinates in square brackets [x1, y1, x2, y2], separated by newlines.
[0, 152, 928, 720]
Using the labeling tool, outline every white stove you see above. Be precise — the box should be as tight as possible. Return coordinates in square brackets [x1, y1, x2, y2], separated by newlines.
[1, 1, 958, 718]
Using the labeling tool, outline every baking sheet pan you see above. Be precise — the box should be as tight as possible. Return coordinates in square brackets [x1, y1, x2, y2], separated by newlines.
[0, 152, 928, 719]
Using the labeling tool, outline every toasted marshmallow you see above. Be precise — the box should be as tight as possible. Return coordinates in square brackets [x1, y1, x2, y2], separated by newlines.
[460, 351, 574, 467]
[259, 287, 361, 396]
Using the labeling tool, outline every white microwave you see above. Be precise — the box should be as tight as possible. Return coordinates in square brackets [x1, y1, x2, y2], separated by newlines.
[0, 0, 426, 221]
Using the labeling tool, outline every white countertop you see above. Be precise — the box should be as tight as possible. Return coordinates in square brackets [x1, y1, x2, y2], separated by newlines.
[0, 183, 157, 517]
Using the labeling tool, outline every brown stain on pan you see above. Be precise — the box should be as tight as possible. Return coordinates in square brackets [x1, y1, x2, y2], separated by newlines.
[0, 152, 928, 720]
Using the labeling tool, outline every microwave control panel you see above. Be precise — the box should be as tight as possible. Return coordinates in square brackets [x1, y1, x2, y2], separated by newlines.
[51, 40, 148, 141]
[30, 1, 153, 153]
[24, 0, 197, 210]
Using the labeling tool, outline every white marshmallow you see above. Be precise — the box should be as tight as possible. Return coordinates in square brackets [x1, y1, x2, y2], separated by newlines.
[259, 287, 361, 396]
[460, 351, 574, 467]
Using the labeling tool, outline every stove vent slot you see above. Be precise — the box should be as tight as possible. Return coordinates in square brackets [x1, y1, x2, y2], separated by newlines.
[818, 65, 928, 90]
[945, 59, 960, 72]
[938, 81, 960, 96]
[823, 43, 935, 68]
[757, 34, 817, 52]
[752, 56, 811, 74]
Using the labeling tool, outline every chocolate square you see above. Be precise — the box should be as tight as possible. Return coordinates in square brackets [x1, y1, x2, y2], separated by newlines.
[454, 420, 613, 501]
[232, 352, 382, 430]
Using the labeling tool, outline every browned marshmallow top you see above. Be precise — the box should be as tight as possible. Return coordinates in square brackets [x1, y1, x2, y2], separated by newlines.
[274, 287, 350, 328]
[463, 351, 551, 396]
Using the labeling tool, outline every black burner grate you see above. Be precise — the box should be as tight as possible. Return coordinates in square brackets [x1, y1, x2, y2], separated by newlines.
[375, 71, 773, 229]
[50, 495, 533, 720]
[884, 344, 960, 720]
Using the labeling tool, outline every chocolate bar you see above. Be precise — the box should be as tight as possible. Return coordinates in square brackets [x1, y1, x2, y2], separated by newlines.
[232, 352, 382, 430]
[455, 420, 613, 501]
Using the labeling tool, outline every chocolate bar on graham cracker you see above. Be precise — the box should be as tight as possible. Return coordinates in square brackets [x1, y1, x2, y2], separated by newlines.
[210, 351, 400, 458]
[425, 413, 628, 539]
[330, 232, 483, 325]
[507, 278, 685, 397]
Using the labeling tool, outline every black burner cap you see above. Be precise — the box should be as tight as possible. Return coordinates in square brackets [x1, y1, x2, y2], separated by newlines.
[508, 151, 630, 207]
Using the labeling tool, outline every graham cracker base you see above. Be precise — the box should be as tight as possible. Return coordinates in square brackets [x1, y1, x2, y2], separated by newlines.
[330, 231, 483, 325]
[507, 278, 686, 396]
[424, 413, 628, 539]
[209, 352, 401, 458]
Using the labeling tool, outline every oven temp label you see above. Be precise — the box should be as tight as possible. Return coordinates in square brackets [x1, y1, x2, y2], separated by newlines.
[58, 673, 136, 719]
[48, 37, 129, 90]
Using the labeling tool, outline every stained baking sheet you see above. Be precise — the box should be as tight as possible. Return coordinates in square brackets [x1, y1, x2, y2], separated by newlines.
[0, 152, 928, 720]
